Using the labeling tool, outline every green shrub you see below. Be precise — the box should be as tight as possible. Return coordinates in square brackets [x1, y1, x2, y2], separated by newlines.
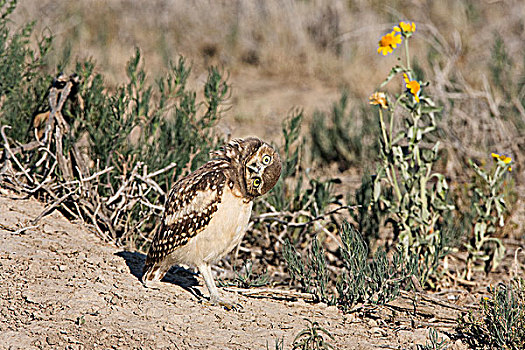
[0, 1, 228, 251]
[292, 319, 335, 350]
[309, 90, 377, 171]
[284, 222, 415, 311]
[349, 171, 384, 250]
[416, 328, 449, 350]
[219, 260, 270, 289]
[457, 279, 525, 349]
[336, 223, 415, 311]
[465, 153, 514, 278]
[0, 0, 52, 143]
[284, 237, 333, 304]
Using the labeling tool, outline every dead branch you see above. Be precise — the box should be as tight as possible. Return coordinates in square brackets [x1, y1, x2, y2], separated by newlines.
[107, 162, 142, 206]
[81, 166, 114, 182]
[145, 161, 177, 179]
[224, 286, 316, 302]
[31, 188, 78, 225]
[1, 125, 36, 184]
[13, 224, 41, 235]
[253, 205, 360, 228]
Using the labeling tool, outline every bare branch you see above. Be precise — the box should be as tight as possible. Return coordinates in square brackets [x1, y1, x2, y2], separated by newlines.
[145, 161, 177, 179]
[1, 125, 36, 185]
[31, 188, 78, 225]
[82, 166, 114, 182]
[253, 205, 360, 228]
[14, 224, 41, 235]
[107, 162, 142, 206]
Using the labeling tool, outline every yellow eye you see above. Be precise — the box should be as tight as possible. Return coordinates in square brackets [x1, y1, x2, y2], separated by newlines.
[253, 178, 261, 188]
[262, 155, 271, 165]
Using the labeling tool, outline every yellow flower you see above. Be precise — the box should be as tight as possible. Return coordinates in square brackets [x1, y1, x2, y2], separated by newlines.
[394, 21, 416, 36]
[491, 153, 513, 171]
[403, 73, 421, 102]
[377, 31, 402, 56]
[369, 92, 388, 109]
[491, 152, 512, 163]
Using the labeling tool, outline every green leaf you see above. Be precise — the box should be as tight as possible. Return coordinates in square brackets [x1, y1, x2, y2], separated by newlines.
[420, 105, 442, 114]
[373, 180, 381, 202]
[380, 65, 404, 87]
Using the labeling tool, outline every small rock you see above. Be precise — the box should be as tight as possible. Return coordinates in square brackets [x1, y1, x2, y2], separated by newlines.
[95, 276, 105, 283]
[371, 327, 387, 337]
[59, 265, 67, 272]
[325, 305, 339, 313]
[453, 339, 469, 350]
[366, 318, 378, 327]
[46, 334, 60, 346]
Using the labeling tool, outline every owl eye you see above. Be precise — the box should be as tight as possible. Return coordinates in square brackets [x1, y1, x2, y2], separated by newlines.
[262, 155, 271, 165]
[253, 178, 261, 188]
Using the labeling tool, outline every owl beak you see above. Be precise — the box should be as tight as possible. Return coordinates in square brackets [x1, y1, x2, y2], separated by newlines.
[247, 164, 261, 175]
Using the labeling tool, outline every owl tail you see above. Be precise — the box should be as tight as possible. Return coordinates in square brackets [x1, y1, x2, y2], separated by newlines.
[141, 259, 168, 286]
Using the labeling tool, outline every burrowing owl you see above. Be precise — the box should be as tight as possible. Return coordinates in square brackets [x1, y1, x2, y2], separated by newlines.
[142, 137, 281, 308]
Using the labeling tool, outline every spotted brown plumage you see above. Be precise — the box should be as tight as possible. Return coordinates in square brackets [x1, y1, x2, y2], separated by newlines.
[142, 137, 282, 309]
[144, 164, 227, 269]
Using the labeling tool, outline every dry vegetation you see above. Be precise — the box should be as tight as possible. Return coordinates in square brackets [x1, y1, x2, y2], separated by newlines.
[10, 1, 524, 145]
[1, 0, 525, 349]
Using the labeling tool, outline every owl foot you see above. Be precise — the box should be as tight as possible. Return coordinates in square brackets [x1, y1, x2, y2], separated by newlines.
[204, 295, 241, 311]
[141, 280, 162, 290]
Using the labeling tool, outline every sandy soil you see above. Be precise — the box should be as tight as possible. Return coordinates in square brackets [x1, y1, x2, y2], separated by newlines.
[0, 189, 470, 350]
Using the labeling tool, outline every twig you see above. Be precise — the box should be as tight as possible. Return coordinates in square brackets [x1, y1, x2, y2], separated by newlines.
[145, 161, 177, 179]
[139, 198, 164, 211]
[26, 177, 53, 194]
[82, 166, 114, 182]
[9, 140, 43, 156]
[31, 188, 77, 225]
[255, 211, 289, 219]
[399, 290, 474, 312]
[14, 224, 40, 235]
[26, 161, 57, 194]
[107, 162, 142, 205]
[137, 175, 166, 196]
[259, 198, 278, 213]
[1, 125, 36, 185]
[253, 205, 360, 228]
[444, 271, 479, 287]
[73, 201, 85, 222]
[79, 198, 116, 239]
[223, 286, 316, 302]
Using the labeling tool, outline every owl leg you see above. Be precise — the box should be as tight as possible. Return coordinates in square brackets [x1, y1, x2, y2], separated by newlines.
[198, 263, 238, 310]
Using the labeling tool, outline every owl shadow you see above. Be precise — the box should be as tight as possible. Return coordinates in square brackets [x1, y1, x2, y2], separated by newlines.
[114, 251, 203, 299]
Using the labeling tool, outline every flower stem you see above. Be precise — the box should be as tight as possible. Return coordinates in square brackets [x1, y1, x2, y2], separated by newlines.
[379, 108, 390, 149]
[404, 38, 411, 71]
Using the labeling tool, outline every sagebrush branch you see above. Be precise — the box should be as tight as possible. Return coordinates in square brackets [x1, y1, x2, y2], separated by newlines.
[253, 205, 359, 228]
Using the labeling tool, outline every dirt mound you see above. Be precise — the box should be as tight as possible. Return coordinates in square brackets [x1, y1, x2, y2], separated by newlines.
[0, 189, 467, 349]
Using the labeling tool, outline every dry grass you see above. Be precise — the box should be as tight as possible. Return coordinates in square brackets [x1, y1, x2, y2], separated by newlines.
[10, 1, 523, 85]
[10, 1, 525, 157]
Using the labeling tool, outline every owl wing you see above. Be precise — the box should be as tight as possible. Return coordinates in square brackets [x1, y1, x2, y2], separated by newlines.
[144, 161, 228, 271]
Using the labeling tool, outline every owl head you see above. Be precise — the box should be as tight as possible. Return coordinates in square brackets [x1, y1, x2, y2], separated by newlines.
[211, 137, 281, 198]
